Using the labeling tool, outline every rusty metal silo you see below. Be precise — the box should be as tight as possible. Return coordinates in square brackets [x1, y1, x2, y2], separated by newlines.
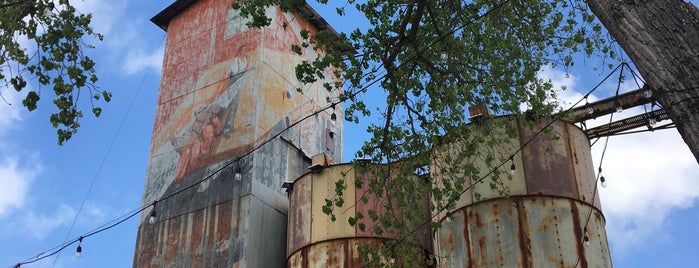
[286, 158, 433, 267]
[432, 116, 612, 267]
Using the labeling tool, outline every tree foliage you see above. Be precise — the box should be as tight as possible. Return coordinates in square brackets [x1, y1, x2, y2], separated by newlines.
[0, 0, 105, 145]
[238, 0, 612, 266]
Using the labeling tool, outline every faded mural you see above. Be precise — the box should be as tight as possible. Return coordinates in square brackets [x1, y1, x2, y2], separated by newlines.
[134, 0, 342, 267]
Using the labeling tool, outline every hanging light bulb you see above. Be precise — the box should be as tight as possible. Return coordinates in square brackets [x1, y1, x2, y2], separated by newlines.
[330, 112, 337, 124]
[615, 103, 623, 113]
[649, 117, 657, 126]
[330, 104, 337, 125]
[149, 210, 157, 224]
[509, 157, 516, 175]
[600, 176, 607, 188]
[445, 216, 451, 223]
[440, 48, 448, 60]
[644, 90, 653, 98]
[149, 201, 157, 224]
[44, 2, 55, 17]
[583, 227, 591, 247]
[235, 168, 242, 181]
[586, 105, 594, 115]
[76, 237, 83, 258]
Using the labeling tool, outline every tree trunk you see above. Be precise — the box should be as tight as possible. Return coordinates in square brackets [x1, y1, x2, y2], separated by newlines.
[585, 0, 699, 164]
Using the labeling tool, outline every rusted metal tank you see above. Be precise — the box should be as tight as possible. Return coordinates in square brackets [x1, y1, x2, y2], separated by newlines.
[287, 162, 433, 267]
[432, 116, 612, 267]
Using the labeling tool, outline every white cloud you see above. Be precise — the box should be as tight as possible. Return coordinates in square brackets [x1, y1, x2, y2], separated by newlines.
[595, 126, 699, 253]
[0, 88, 26, 136]
[20, 204, 77, 240]
[70, 1, 128, 37]
[0, 154, 41, 217]
[122, 47, 164, 76]
[543, 65, 699, 254]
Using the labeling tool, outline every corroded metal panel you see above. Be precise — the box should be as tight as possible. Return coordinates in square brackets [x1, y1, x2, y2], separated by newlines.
[569, 124, 602, 209]
[287, 239, 377, 268]
[311, 165, 356, 243]
[436, 196, 611, 268]
[519, 119, 578, 199]
[470, 121, 527, 202]
[465, 198, 523, 268]
[288, 170, 312, 256]
[435, 208, 469, 267]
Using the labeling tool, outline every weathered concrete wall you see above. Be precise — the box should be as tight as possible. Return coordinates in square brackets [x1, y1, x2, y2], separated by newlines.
[134, 0, 342, 267]
[432, 117, 611, 267]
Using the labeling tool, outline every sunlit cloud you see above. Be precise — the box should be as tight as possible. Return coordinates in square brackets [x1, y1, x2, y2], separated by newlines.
[0, 154, 41, 218]
[542, 65, 699, 254]
[122, 47, 164, 76]
[20, 204, 77, 240]
[0, 87, 26, 136]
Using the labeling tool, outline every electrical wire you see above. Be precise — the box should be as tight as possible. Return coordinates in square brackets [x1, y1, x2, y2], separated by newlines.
[8, 2, 637, 267]
[365, 62, 628, 267]
[572, 63, 630, 268]
[47, 34, 166, 268]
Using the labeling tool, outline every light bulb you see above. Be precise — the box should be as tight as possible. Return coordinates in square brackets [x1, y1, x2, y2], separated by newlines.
[600, 176, 607, 188]
[586, 106, 594, 115]
[390, 258, 395, 264]
[330, 112, 337, 125]
[615, 104, 623, 113]
[445, 216, 451, 223]
[649, 118, 657, 126]
[584, 234, 591, 247]
[76, 245, 82, 258]
[44, 2, 55, 17]
[440, 49, 448, 60]
[235, 170, 242, 181]
[644, 90, 652, 98]
[510, 163, 516, 175]
[149, 210, 157, 224]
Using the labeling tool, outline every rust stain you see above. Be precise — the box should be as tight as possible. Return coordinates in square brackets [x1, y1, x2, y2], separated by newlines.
[569, 199, 587, 268]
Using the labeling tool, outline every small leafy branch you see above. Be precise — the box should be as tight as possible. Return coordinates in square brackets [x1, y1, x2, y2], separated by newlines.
[0, 0, 105, 145]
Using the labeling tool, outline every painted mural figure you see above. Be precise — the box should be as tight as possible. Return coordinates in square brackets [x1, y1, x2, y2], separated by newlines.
[173, 105, 224, 181]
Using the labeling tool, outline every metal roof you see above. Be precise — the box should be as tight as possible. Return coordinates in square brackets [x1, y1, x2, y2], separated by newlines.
[151, 0, 339, 37]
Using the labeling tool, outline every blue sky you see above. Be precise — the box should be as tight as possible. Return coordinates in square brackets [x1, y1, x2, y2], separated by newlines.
[1, 1, 697, 267]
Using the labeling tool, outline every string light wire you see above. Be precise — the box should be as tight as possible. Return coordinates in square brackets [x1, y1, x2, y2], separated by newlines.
[10, 2, 640, 267]
[365, 62, 628, 267]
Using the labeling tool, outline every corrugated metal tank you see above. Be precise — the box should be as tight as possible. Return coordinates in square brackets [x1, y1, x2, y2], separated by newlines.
[287, 163, 433, 267]
[432, 116, 612, 267]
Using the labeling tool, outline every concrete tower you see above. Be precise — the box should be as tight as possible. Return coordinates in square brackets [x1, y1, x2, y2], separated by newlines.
[133, 0, 342, 267]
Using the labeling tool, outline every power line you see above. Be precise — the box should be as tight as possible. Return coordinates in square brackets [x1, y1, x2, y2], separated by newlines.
[10, 1, 625, 266]
[48, 34, 167, 268]
[365, 62, 628, 267]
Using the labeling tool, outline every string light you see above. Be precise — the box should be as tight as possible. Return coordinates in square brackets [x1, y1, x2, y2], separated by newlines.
[234, 168, 242, 181]
[330, 104, 337, 125]
[643, 89, 652, 98]
[583, 227, 590, 247]
[44, 2, 55, 17]
[76, 237, 83, 258]
[440, 48, 448, 60]
[509, 157, 516, 175]
[615, 102, 623, 113]
[649, 117, 657, 126]
[600, 176, 607, 188]
[149, 201, 157, 224]
[584, 96, 594, 115]
[12, 6, 630, 267]
[445, 216, 451, 223]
